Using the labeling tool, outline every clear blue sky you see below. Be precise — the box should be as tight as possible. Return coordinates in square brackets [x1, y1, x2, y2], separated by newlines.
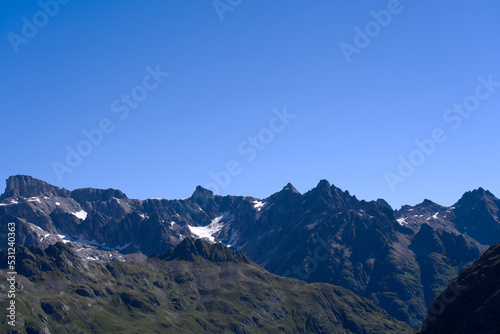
[1, 0, 499, 208]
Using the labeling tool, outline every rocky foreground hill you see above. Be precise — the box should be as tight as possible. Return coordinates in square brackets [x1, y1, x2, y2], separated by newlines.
[417, 242, 500, 334]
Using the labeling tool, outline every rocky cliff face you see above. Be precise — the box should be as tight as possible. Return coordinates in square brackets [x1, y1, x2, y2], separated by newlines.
[0, 175, 70, 200]
[0, 175, 497, 328]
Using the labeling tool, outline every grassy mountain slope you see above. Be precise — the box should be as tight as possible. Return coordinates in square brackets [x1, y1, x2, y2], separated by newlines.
[0, 239, 411, 334]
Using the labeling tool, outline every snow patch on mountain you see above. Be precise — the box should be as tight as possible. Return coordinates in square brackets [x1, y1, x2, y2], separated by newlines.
[0, 199, 19, 206]
[72, 210, 88, 220]
[57, 230, 72, 244]
[188, 215, 225, 242]
[253, 200, 265, 211]
[27, 197, 41, 203]
[397, 217, 407, 225]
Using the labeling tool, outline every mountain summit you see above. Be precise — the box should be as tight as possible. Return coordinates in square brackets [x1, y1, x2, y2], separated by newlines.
[453, 187, 500, 245]
[190, 185, 214, 199]
[0, 175, 70, 199]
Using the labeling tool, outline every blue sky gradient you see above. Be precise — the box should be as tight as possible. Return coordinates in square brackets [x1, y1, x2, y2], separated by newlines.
[1, 0, 499, 208]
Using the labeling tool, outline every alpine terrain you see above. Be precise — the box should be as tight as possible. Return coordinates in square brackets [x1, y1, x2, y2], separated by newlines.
[1, 175, 499, 330]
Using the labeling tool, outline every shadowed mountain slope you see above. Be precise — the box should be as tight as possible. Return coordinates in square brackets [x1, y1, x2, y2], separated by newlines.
[418, 242, 500, 334]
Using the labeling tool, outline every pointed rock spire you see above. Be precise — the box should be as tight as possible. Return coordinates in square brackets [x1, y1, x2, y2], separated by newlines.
[282, 182, 300, 194]
[317, 179, 331, 189]
[191, 186, 214, 200]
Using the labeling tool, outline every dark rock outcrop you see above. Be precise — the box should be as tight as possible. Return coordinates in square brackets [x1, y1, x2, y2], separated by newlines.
[159, 237, 250, 264]
[418, 242, 500, 334]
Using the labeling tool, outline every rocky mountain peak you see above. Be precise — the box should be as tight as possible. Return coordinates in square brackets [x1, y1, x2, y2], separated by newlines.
[470, 187, 495, 197]
[455, 187, 496, 205]
[160, 237, 250, 264]
[0, 175, 70, 200]
[413, 199, 444, 212]
[452, 187, 499, 245]
[282, 182, 300, 194]
[307, 179, 333, 198]
[303, 179, 355, 210]
[191, 185, 215, 199]
[376, 198, 393, 210]
[317, 179, 331, 188]
[421, 199, 437, 206]
[266, 182, 302, 207]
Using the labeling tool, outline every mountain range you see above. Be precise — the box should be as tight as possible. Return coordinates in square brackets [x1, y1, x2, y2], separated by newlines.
[1, 175, 499, 330]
